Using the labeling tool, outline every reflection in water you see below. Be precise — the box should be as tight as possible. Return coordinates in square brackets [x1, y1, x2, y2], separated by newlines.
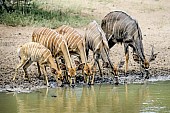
[1, 81, 170, 113]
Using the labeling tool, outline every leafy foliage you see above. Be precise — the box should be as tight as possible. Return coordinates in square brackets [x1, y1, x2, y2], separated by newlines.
[0, 1, 92, 27]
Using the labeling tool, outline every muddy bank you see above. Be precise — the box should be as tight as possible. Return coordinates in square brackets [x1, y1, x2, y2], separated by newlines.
[0, 67, 170, 93]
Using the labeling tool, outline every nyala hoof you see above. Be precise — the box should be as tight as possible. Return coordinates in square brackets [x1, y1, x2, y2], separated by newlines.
[144, 75, 150, 79]
[115, 82, 119, 85]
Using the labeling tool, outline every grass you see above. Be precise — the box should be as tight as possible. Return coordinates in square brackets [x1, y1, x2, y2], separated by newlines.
[0, 1, 93, 28]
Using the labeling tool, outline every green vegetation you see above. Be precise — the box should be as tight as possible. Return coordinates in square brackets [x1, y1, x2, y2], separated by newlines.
[0, 1, 93, 28]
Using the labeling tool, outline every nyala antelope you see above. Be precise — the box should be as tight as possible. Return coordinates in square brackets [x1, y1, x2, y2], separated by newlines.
[101, 11, 158, 78]
[85, 20, 116, 80]
[56, 25, 94, 85]
[32, 27, 77, 87]
[13, 42, 62, 86]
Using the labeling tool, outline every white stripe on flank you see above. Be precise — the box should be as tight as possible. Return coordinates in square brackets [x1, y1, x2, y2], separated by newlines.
[46, 35, 51, 49]
[68, 33, 76, 45]
[125, 24, 135, 37]
[50, 30, 60, 53]
[37, 44, 43, 60]
[131, 29, 138, 37]
[94, 40, 102, 52]
[42, 29, 50, 44]
[88, 24, 96, 37]
[69, 34, 76, 47]
[30, 44, 34, 60]
[36, 28, 42, 37]
[56, 36, 61, 46]
[97, 25, 102, 33]
[36, 29, 41, 42]
[93, 34, 100, 43]
[90, 27, 98, 41]
[70, 33, 80, 48]
[50, 35, 54, 53]
[33, 44, 37, 60]
[39, 28, 46, 43]
[62, 26, 70, 35]
[40, 31, 46, 46]
[67, 30, 75, 43]
[71, 35, 81, 48]
[35, 45, 40, 61]
[41, 28, 46, 35]
[76, 38, 83, 46]
[33, 45, 37, 60]
[37, 46, 42, 60]
[43, 50, 50, 62]
[44, 29, 53, 47]
[112, 12, 122, 38]
[108, 15, 112, 33]
[123, 21, 133, 35]
[118, 17, 128, 38]
[52, 37, 56, 52]
[30, 45, 34, 60]
[51, 37, 60, 52]
[57, 39, 63, 51]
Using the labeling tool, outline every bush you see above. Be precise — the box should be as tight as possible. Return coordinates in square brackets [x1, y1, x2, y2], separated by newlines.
[0, 1, 93, 27]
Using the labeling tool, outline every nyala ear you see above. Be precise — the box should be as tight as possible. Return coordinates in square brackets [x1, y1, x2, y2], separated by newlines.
[103, 62, 110, 68]
[149, 47, 158, 62]
[60, 63, 67, 70]
[133, 53, 140, 63]
[101, 20, 106, 28]
[51, 68, 56, 74]
[149, 53, 158, 62]
[74, 60, 80, 67]
[76, 63, 85, 70]
[149, 45, 158, 62]
[118, 61, 125, 68]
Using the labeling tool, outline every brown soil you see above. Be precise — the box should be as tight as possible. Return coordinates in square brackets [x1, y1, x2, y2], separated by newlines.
[0, 0, 170, 91]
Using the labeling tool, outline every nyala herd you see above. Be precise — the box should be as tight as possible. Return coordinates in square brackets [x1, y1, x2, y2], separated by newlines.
[13, 11, 158, 87]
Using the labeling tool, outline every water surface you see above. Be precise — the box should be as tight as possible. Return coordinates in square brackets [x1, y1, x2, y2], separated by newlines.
[0, 81, 170, 113]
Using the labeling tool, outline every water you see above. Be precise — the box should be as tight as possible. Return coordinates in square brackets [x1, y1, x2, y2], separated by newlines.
[0, 81, 170, 113]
